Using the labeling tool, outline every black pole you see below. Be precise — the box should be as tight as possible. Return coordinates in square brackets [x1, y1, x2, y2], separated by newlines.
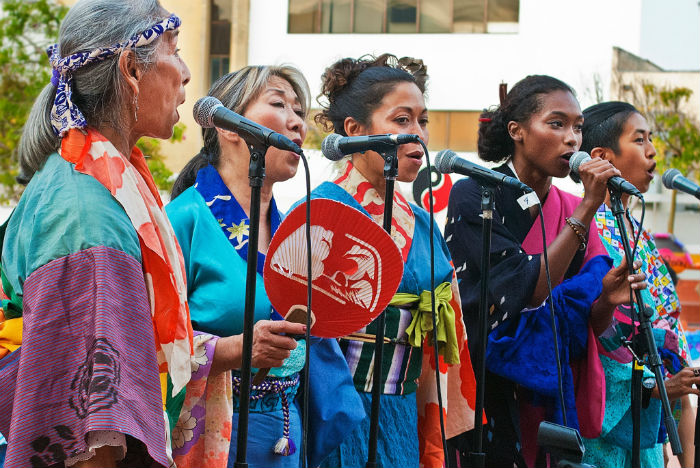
[366, 149, 399, 468]
[470, 185, 495, 468]
[694, 399, 700, 468]
[631, 359, 643, 468]
[609, 191, 682, 456]
[234, 144, 267, 468]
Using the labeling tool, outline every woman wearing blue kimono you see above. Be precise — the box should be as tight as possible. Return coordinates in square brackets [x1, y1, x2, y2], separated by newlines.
[165, 65, 361, 468]
[580, 101, 700, 468]
[308, 54, 479, 468]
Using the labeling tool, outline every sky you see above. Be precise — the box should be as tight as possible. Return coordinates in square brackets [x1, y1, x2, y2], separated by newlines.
[640, 0, 700, 70]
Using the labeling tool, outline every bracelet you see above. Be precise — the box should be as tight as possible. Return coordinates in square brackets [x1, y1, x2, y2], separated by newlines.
[565, 216, 588, 251]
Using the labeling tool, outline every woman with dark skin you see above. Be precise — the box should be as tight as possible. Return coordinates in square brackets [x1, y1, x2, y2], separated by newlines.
[444, 76, 648, 467]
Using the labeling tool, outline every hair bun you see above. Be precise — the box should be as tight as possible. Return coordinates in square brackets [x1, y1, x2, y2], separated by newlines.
[319, 57, 372, 105]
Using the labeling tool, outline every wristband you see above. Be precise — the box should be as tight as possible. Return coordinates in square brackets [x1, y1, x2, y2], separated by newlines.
[565, 216, 588, 251]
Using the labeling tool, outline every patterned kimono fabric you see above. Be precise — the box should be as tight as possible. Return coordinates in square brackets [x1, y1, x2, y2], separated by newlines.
[445, 163, 609, 468]
[582, 203, 691, 468]
[0, 128, 194, 468]
[309, 161, 478, 468]
[166, 164, 363, 468]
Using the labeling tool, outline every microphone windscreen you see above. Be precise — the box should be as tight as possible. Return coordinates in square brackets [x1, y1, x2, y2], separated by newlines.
[193, 96, 223, 128]
[568, 151, 591, 174]
[434, 149, 457, 174]
[662, 169, 681, 190]
[321, 133, 345, 161]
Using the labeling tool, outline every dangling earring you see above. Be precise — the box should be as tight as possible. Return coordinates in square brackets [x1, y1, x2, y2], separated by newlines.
[133, 93, 139, 122]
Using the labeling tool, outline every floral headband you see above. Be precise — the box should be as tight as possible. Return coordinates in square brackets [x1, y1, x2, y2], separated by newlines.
[47, 14, 181, 137]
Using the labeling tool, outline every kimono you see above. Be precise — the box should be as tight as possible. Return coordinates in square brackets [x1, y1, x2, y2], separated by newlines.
[444, 163, 609, 467]
[581, 203, 691, 468]
[0, 129, 193, 468]
[165, 164, 363, 468]
[306, 161, 478, 468]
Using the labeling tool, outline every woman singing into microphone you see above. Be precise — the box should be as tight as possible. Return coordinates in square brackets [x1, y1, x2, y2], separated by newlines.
[305, 53, 478, 468]
[444, 76, 648, 467]
[166, 65, 361, 468]
[580, 101, 698, 468]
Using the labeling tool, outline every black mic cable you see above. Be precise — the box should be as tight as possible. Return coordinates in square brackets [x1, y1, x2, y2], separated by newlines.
[300, 148, 312, 468]
[536, 200, 568, 427]
[417, 138, 450, 467]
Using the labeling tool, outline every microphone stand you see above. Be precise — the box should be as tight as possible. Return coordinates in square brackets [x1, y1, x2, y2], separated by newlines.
[470, 184, 495, 468]
[608, 189, 682, 467]
[695, 402, 700, 468]
[234, 142, 268, 468]
[366, 147, 399, 468]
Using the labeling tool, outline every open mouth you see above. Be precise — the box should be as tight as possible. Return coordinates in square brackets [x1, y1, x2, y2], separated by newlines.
[406, 150, 423, 160]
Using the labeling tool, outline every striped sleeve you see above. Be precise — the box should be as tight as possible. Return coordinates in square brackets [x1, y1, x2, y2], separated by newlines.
[1, 246, 168, 468]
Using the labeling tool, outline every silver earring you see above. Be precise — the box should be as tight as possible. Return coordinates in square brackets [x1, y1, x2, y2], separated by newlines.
[133, 94, 139, 122]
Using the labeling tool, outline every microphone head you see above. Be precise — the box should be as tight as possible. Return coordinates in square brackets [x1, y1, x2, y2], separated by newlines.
[662, 169, 681, 190]
[193, 96, 224, 128]
[568, 151, 591, 174]
[434, 149, 457, 174]
[321, 133, 345, 161]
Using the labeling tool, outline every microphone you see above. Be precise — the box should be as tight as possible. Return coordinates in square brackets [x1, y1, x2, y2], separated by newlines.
[568, 151, 643, 198]
[662, 169, 700, 200]
[321, 133, 420, 161]
[434, 149, 532, 193]
[193, 96, 302, 154]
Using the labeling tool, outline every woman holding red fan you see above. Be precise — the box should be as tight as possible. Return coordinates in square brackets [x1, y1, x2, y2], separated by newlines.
[166, 65, 361, 468]
[308, 53, 478, 468]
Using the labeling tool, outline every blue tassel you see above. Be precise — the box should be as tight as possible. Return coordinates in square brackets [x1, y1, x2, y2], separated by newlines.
[274, 437, 296, 456]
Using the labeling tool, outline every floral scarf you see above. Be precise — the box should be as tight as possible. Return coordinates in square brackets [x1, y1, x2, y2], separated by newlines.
[334, 160, 415, 260]
[60, 128, 194, 395]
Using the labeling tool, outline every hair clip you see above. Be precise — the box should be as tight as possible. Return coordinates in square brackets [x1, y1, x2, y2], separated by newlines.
[479, 118, 492, 123]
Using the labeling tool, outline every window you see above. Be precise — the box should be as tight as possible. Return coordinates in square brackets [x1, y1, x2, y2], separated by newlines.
[288, 0, 519, 33]
[210, 0, 231, 84]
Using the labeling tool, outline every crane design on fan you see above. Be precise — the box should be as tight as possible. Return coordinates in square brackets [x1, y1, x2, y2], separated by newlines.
[264, 198, 403, 338]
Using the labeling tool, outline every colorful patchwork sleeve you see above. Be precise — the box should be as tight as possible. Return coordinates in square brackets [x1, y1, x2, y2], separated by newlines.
[0, 154, 169, 468]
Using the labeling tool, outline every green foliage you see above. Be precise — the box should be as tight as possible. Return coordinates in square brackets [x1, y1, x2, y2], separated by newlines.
[623, 82, 700, 232]
[137, 122, 187, 193]
[639, 84, 700, 181]
[303, 112, 328, 150]
[0, 1, 188, 201]
[0, 0, 67, 203]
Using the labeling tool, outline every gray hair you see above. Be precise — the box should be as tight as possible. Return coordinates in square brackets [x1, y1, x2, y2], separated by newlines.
[171, 65, 311, 199]
[18, 0, 168, 182]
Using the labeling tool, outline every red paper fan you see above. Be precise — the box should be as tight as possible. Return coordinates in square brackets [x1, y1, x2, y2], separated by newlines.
[264, 199, 404, 338]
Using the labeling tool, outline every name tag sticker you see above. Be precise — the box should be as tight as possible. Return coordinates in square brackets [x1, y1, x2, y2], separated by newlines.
[517, 192, 540, 210]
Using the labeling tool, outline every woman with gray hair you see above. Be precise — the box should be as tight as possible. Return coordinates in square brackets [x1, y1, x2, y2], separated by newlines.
[166, 65, 362, 468]
[0, 1, 292, 467]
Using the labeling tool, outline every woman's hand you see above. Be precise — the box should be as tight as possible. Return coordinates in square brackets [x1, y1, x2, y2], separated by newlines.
[576, 157, 621, 215]
[652, 367, 700, 400]
[210, 320, 306, 375]
[590, 258, 646, 335]
[599, 258, 647, 307]
[250, 320, 305, 369]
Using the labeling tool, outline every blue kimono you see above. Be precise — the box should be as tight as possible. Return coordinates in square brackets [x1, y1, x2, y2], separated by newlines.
[300, 163, 476, 468]
[166, 165, 363, 468]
